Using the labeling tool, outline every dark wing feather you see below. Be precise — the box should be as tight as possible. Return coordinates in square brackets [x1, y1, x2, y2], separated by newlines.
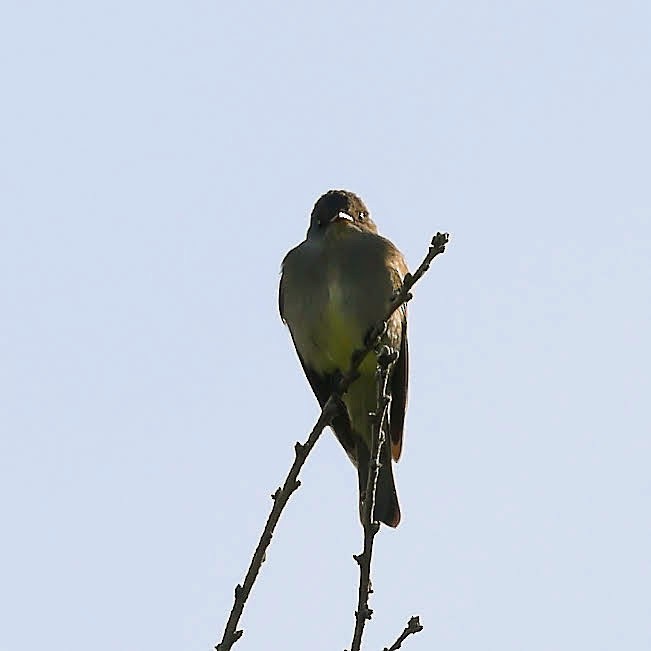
[389, 317, 408, 461]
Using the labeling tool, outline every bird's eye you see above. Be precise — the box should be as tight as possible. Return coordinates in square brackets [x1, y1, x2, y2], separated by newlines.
[359, 211, 366, 221]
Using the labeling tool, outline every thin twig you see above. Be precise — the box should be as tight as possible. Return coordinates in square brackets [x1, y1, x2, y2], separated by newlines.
[214, 398, 339, 651]
[348, 347, 396, 651]
[214, 232, 449, 651]
[383, 616, 424, 651]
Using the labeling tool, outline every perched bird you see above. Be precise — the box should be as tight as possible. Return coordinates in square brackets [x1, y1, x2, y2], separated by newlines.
[279, 190, 409, 527]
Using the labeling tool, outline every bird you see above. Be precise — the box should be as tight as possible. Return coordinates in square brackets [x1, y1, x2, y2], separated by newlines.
[279, 190, 409, 527]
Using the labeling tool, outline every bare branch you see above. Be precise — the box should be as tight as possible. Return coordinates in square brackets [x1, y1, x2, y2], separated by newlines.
[348, 347, 396, 651]
[214, 232, 449, 651]
[214, 398, 339, 651]
[383, 616, 424, 651]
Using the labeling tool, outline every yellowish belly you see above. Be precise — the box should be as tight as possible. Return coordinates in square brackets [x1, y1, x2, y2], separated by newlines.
[309, 280, 376, 377]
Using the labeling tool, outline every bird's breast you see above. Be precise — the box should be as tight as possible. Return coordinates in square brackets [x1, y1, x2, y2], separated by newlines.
[308, 274, 355, 371]
[283, 233, 400, 376]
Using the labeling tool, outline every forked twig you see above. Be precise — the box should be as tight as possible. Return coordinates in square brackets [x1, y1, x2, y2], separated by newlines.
[215, 233, 449, 651]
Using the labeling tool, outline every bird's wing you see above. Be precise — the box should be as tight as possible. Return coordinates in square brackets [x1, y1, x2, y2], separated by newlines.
[381, 243, 409, 463]
[389, 314, 408, 461]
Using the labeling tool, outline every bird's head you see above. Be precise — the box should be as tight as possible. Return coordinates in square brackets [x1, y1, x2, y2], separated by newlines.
[307, 190, 378, 237]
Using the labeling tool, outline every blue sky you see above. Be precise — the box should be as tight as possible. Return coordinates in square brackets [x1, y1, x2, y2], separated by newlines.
[1, 2, 649, 650]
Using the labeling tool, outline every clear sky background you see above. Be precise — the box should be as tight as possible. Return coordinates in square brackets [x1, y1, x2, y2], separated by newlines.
[1, 2, 649, 650]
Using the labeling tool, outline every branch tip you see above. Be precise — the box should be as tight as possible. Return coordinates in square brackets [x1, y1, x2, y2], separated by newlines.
[407, 616, 423, 632]
[382, 615, 424, 651]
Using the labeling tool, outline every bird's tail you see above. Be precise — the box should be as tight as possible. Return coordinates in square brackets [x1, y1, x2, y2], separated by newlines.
[356, 437, 401, 528]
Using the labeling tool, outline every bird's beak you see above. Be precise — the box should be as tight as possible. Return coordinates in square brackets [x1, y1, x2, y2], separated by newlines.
[335, 211, 354, 223]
